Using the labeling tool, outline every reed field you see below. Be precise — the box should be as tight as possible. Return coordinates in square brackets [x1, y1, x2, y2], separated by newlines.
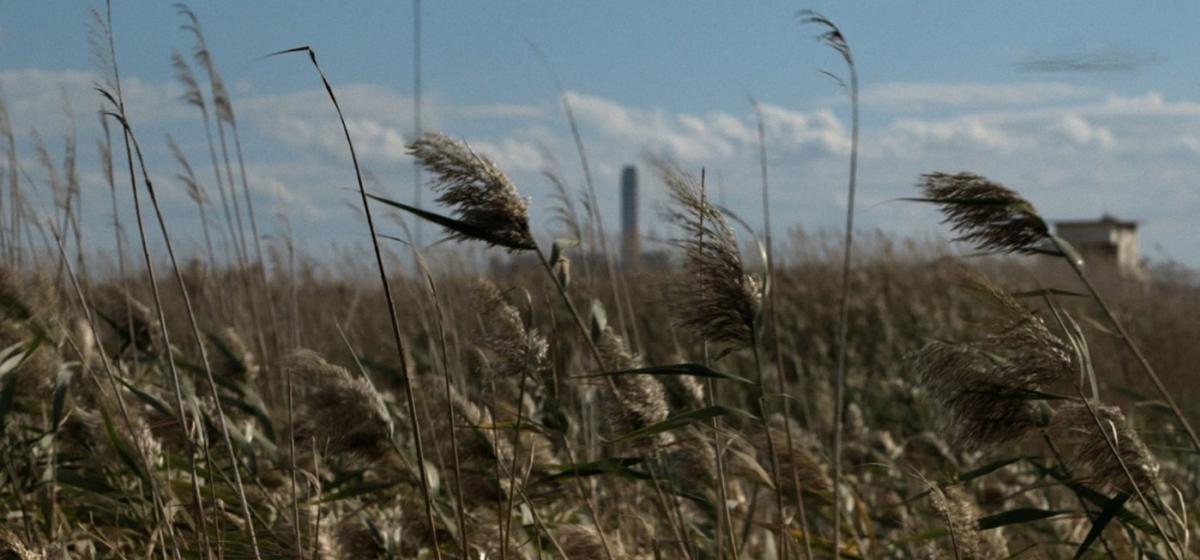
[1, 4, 1199, 559]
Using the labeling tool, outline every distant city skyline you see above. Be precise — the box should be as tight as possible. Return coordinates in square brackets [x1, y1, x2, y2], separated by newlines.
[1, 2, 1198, 266]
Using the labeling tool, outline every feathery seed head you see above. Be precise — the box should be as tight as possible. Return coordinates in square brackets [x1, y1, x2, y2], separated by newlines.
[915, 341, 1044, 451]
[408, 132, 536, 251]
[284, 349, 393, 460]
[915, 277, 1072, 451]
[596, 327, 669, 444]
[927, 485, 1007, 560]
[209, 327, 258, 385]
[170, 51, 205, 111]
[800, 10, 854, 66]
[760, 417, 833, 497]
[1051, 402, 1159, 491]
[471, 279, 549, 378]
[657, 158, 761, 352]
[919, 172, 1050, 255]
[555, 524, 622, 560]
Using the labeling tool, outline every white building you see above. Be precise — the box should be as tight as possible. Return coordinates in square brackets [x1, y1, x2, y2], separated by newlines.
[1054, 214, 1142, 275]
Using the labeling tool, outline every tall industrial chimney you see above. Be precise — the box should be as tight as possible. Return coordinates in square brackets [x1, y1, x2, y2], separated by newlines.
[620, 165, 639, 267]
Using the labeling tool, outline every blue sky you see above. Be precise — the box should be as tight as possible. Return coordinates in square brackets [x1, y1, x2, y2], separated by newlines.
[1, 2, 1198, 266]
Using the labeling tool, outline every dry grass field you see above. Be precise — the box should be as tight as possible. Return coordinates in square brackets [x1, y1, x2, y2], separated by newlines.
[1, 4, 1198, 560]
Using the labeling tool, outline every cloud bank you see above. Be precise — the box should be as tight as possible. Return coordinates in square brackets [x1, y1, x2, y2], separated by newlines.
[2, 68, 1198, 266]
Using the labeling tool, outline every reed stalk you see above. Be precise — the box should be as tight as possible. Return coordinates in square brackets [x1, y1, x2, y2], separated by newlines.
[271, 45, 444, 559]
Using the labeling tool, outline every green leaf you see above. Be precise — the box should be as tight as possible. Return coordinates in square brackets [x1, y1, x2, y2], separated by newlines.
[51, 367, 73, 432]
[0, 374, 17, 433]
[365, 192, 536, 251]
[549, 237, 578, 264]
[575, 363, 753, 385]
[1074, 492, 1130, 559]
[115, 376, 175, 419]
[901, 196, 1028, 207]
[892, 527, 949, 546]
[0, 340, 29, 378]
[220, 390, 277, 443]
[978, 507, 1069, 530]
[0, 290, 31, 320]
[538, 457, 648, 484]
[313, 479, 401, 504]
[99, 407, 146, 479]
[589, 298, 608, 343]
[1050, 234, 1086, 268]
[612, 405, 755, 443]
[1068, 482, 1157, 535]
[1011, 288, 1089, 299]
[56, 468, 120, 497]
[947, 456, 1031, 486]
[1029, 460, 1159, 535]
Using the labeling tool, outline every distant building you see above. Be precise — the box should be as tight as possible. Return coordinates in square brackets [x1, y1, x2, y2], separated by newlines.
[1055, 214, 1142, 274]
[620, 165, 639, 267]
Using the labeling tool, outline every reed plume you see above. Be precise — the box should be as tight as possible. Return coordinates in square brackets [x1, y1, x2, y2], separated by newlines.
[284, 349, 393, 460]
[208, 326, 258, 385]
[595, 326, 669, 443]
[166, 133, 217, 266]
[914, 277, 1072, 451]
[555, 524, 621, 560]
[1050, 402, 1159, 492]
[407, 133, 536, 251]
[764, 417, 833, 499]
[472, 279, 549, 379]
[657, 159, 761, 352]
[917, 172, 1050, 255]
[927, 485, 1007, 560]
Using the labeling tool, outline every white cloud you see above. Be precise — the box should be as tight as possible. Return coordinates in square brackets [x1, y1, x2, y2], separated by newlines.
[1051, 115, 1115, 150]
[755, 104, 851, 157]
[876, 116, 1022, 158]
[2, 69, 1198, 265]
[452, 103, 544, 120]
[857, 82, 1098, 111]
[472, 138, 545, 174]
[562, 91, 849, 164]
[0, 68, 190, 137]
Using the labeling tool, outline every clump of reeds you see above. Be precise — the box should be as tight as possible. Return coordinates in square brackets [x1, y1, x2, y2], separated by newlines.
[1050, 402, 1159, 491]
[283, 349, 393, 460]
[406, 133, 536, 251]
[657, 159, 761, 353]
[913, 276, 1072, 451]
[916, 172, 1050, 255]
[917, 171, 1200, 458]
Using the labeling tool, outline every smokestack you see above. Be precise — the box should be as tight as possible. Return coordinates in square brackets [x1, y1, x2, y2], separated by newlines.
[620, 165, 639, 267]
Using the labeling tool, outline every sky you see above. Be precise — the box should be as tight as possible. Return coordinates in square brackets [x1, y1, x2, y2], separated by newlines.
[1, 1, 1198, 267]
